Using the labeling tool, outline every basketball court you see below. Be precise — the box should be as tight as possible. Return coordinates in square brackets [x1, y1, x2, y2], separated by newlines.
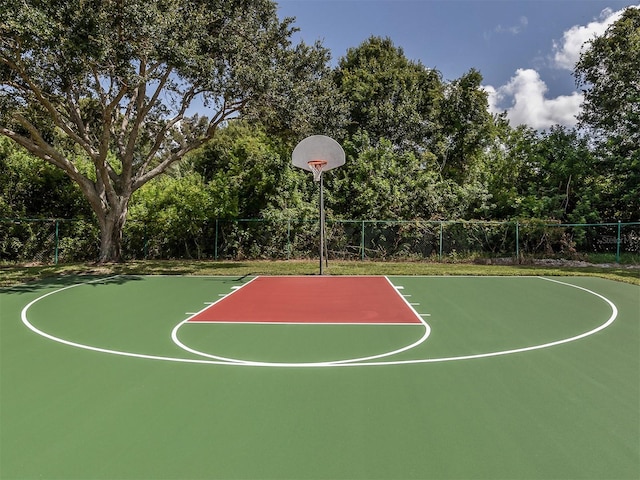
[1, 274, 638, 479]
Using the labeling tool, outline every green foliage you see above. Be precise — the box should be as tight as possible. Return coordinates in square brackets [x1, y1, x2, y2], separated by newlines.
[335, 37, 443, 151]
[0, 137, 88, 218]
[482, 122, 599, 222]
[436, 69, 494, 185]
[127, 173, 220, 259]
[56, 219, 99, 261]
[533, 126, 598, 223]
[188, 122, 315, 219]
[247, 41, 348, 142]
[328, 131, 491, 222]
[331, 132, 417, 220]
[125, 122, 320, 259]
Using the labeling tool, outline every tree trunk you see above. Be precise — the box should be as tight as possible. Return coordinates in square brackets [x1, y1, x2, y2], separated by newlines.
[97, 203, 128, 263]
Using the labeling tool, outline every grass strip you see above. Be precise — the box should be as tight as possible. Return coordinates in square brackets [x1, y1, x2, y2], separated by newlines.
[1, 259, 638, 288]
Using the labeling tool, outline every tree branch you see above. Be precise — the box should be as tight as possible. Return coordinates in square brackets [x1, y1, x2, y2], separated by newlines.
[132, 100, 244, 191]
[0, 124, 99, 202]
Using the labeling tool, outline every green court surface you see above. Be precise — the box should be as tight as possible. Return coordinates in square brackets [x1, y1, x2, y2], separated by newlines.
[1, 275, 638, 479]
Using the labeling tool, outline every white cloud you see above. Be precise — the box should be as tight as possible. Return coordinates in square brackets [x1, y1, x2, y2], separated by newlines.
[485, 69, 583, 129]
[552, 5, 639, 70]
[483, 5, 640, 129]
[495, 16, 529, 35]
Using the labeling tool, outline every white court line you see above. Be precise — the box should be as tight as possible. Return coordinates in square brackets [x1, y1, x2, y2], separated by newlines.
[19, 276, 619, 368]
[19, 278, 232, 365]
[340, 276, 620, 367]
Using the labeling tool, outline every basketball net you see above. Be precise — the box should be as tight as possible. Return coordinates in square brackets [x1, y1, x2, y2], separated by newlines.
[307, 160, 327, 182]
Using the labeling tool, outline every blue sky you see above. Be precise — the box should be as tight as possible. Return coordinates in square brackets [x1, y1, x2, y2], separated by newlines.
[276, 0, 639, 129]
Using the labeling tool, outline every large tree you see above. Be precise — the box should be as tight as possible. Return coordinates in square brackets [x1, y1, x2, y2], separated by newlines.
[436, 68, 494, 186]
[334, 36, 443, 151]
[0, 0, 333, 261]
[574, 6, 640, 220]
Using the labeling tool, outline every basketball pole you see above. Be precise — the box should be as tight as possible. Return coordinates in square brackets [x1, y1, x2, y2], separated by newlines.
[319, 172, 324, 275]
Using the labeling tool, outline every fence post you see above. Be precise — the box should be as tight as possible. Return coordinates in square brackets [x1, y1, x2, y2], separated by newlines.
[439, 221, 443, 262]
[616, 220, 621, 263]
[214, 219, 219, 260]
[515, 221, 520, 263]
[360, 220, 365, 260]
[54, 219, 59, 265]
[287, 218, 291, 260]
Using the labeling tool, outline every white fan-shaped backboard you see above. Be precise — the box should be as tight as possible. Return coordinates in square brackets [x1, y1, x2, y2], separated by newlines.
[292, 135, 345, 172]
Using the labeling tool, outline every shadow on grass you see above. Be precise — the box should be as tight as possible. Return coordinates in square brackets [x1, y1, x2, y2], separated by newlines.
[114, 260, 252, 275]
[0, 260, 257, 293]
[0, 273, 146, 295]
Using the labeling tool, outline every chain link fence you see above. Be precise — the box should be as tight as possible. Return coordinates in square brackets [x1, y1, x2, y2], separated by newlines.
[2, 217, 639, 264]
[0, 218, 98, 264]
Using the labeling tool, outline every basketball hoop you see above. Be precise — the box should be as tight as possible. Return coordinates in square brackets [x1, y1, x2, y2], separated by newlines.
[308, 160, 327, 182]
[291, 135, 345, 275]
